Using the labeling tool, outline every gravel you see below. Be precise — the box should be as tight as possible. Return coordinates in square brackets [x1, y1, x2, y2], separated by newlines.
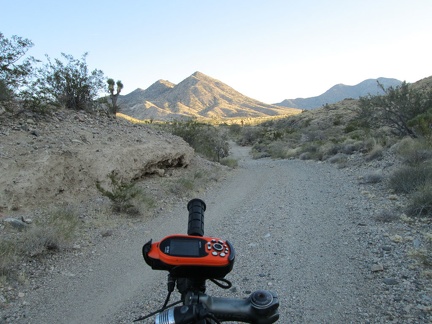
[2, 145, 432, 323]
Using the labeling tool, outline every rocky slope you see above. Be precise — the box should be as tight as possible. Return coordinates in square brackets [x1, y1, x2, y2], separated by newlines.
[0, 109, 196, 212]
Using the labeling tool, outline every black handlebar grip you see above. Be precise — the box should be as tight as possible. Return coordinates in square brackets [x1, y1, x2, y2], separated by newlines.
[187, 198, 206, 237]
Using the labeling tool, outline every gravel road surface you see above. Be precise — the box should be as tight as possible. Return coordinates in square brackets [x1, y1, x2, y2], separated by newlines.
[17, 145, 378, 323]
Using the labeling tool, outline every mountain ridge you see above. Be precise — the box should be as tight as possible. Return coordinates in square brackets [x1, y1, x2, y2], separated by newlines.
[118, 71, 301, 120]
[275, 77, 402, 109]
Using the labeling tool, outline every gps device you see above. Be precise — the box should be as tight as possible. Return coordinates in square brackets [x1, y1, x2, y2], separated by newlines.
[143, 234, 235, 279]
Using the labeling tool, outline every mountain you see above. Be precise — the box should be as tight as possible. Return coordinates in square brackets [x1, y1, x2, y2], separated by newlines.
[275, 78, 402, 110]
[118, 72, 301, 120]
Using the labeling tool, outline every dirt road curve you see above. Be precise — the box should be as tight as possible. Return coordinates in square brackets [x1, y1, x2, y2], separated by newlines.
[20, 145, 377, 323]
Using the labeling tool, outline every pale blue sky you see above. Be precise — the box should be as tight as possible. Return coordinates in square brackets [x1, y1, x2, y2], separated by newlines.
[1, 0, 431, 103]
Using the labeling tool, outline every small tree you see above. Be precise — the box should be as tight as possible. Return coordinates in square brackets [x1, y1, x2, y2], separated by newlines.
[107, 78, 123, 114]
[31, 53, 105, 111]
[96, 171, 141, 214]
[0, 32, 36, 101]
[357, 82, 432, 138]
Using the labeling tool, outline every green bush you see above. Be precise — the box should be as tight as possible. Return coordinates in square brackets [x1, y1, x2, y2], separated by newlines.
[96, 171, 142, 214]
[220, 157, 238, 168]
[228, 124, 242, 136]
[356, 82, 432, 138]
[238, 126, 265, 146]
[168, 120, 229, 162]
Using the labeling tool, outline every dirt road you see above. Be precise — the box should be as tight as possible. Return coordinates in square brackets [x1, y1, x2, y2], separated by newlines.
[19, 145, 377, 323]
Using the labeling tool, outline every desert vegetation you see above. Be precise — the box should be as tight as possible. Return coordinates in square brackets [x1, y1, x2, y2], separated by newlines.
[232, 80, 432, 220]
[0, 32, 118, 115]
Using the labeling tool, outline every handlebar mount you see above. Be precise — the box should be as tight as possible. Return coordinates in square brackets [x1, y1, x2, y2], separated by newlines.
[136, 199, 279, 323]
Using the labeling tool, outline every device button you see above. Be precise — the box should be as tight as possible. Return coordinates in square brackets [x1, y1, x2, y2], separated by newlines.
[207, 243, 212, 250]
[220, 252, 226, 257]
[213, 243, 224, 251]
[212, 251, 218, 256]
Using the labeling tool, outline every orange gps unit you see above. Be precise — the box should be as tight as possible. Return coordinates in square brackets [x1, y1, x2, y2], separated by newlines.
[143, 234, 235, 279]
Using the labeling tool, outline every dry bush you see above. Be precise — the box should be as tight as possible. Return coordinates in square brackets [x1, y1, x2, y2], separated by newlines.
[327, 153, 348, 165]
[169, 171, 207, 196]
[396, 137, 432, 166]
[22, 208, 80, 256]
[318, 142, 341, 160]
[406, 185, 432, 217]
[389, 165, 432, 194]
[0, 208, 80, 278]
[365, 144, 384, 161]
[375, 209, 399, 222]
[220, 157, 238, 168]
[237, 126, 265, 146]
[267, 140, 291, 159]
[361, 172, 384, 184]
[299, 143, 323, 161]
[362, 137, 378, 153]
[0, 239, 17, 276]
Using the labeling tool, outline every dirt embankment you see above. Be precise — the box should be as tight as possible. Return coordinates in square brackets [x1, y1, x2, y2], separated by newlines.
[0, 110, 194, 212]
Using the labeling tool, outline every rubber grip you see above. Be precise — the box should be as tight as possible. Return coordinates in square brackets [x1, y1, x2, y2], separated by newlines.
[187, 198, 206, 237]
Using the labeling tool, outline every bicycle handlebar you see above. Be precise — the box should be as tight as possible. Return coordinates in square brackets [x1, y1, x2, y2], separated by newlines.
[154, 290, 279, 324]
[138, 199, 280, 323]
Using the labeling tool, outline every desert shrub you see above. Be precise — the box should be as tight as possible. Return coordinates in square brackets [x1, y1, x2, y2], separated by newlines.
[396, 137, 432, 166]
[237, 126, 265, 146]
[333, 115, 343, 126]
[344, 121, 361, 134]
[267, 140, 291, 159]
[169, 174, 198, 195]
[0, 239, 17, 276]
[22, 208, 80, 256]
[228, 124, 242, 136]
[356, 81, 432, 138]
[28, 53, 105, 111]
[408, 109, 432, 138]
[365, 144, 384, 161]
[362, 172, 384, 184]
[327, 153, 348, 164]
[389, 165, 432, 194]
[220, 157, 238, 168]
[299, 152, 312, 160]
[406, 185, 432, 217]
[96, 171, 142, 214]
[341, 143, 358, 155]
[0, 208, 80, 278]
[361, 137, 378, 153]
[375, 209, 399, 222]
[298, 143, 323, 161]
[0, 33, 35, 98]
[319, 142, 342, 160]
[169, 120, 229, 162]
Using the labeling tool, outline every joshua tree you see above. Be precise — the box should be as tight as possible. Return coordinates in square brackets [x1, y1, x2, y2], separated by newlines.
[107, 78, 123, 114]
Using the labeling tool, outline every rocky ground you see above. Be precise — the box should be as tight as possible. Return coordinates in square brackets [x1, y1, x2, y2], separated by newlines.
[1, 108, 432, 323]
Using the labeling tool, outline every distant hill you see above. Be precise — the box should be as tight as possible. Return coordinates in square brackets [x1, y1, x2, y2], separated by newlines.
[275, 78, 402, 110]
[118, 72, 301, 121]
